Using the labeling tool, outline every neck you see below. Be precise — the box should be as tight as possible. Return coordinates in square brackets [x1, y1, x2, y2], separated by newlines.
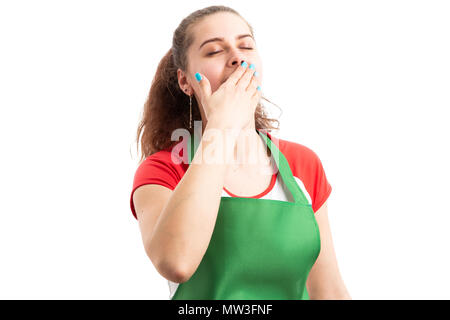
[200, 120, 270, 169]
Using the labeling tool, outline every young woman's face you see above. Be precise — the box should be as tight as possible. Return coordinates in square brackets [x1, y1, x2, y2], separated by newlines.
[185, 12, 262, 95]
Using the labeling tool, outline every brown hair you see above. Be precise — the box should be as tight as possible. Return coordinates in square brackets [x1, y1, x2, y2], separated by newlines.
[134, 5, 280, 163]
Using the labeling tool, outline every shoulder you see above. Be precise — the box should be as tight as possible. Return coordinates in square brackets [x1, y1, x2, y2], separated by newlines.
[267, 131, 332, 213]
[132, 145, 189, 190]
[130, 145, 189, 220]
[266, 132, 323, 172]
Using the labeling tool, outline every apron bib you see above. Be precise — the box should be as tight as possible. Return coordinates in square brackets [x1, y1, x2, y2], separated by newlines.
[172, 129, 321, 300]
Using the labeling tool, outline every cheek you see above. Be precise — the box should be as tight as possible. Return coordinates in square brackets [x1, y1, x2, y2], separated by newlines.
[203, 69, 223, 91]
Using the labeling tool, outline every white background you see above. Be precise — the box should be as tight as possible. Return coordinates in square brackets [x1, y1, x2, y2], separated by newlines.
[0, 0, 449, 299]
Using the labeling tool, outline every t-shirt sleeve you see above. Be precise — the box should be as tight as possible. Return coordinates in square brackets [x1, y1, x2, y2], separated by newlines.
[281, 138, 332, 214]
[309, 149, 332, 213]
[129, 150, 184, 220]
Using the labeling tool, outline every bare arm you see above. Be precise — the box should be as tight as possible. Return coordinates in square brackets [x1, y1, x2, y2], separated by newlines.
[306, 201, 352, 299]
[133, 122, 237, 283]
[134, 61, 259, 284]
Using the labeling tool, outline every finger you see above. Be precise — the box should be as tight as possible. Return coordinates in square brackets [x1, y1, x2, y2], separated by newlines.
[251, 84, 262, 102]
[236, 62, 256, 90]
[194, 72, 211, 103]
[225, 60, 248, 86]
[246, 71, 259, 92]
[251, 89, 262, 117]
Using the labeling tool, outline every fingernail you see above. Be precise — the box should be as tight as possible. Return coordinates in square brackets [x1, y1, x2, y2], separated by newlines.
[249, 63, 255, 70]
[257, 86, 261, 91]
[195, 72, 202, 82]
[241, 61, 248, 68]
[254, 71, 259, 77]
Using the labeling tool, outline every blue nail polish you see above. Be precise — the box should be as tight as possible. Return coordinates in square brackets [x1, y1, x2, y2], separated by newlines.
[241, 61, 248, 68]
[249, 63, 255, 70]
[257, 86, 261, 91]
[254, 71, 259, 77]
[195, 72, 202, 82]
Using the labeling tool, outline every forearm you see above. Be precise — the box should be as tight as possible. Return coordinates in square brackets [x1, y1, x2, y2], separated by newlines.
[309, 282, 352, 300]
[149, 122, 238, 280]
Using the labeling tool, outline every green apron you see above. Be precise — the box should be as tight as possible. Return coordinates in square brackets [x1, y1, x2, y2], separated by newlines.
[172, 129, 321, 300]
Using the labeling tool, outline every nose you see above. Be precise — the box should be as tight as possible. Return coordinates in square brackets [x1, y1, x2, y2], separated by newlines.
[228, 55, 247, 67]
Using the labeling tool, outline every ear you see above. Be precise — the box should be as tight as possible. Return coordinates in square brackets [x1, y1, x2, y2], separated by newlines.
[177, 68, 192, 95]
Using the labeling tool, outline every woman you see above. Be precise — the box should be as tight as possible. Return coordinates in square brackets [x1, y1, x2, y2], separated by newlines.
[130, 5, 351, 300]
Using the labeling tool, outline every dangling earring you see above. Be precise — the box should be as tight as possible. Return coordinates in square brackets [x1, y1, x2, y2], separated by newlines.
[189, 94, 192, 129]
[184, 88, 192, 129]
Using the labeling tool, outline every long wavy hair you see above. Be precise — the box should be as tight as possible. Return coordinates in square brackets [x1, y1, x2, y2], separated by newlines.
[134, 5, 281, 164]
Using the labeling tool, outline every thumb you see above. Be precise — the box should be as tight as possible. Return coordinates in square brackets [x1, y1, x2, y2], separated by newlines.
[194, 72, 211, 102]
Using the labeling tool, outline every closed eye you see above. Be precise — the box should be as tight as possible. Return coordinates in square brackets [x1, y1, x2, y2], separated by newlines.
[207, 47, 254, 56]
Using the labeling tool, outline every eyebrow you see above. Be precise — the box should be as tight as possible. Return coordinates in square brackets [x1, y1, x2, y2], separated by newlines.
[199, 34, 254, 50]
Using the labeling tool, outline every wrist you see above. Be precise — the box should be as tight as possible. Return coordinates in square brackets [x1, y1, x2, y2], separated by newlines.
[199, 126, 239, 166]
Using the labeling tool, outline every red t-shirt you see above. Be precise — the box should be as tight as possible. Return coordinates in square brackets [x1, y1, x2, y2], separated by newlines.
[130, 131, 332, 220]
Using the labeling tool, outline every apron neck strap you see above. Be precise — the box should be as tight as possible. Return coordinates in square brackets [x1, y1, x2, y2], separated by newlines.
[257, 129, 309, 205]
